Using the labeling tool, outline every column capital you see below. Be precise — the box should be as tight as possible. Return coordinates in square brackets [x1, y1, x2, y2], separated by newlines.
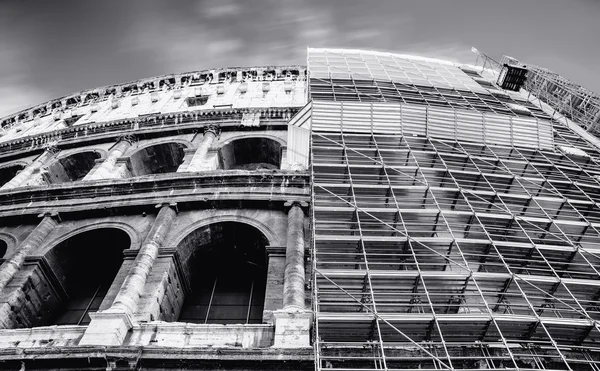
[43, 144, 60, 155]
[284, 201, 308, 213]
[203, 124, 221, 137]
[118, 134, 137, 144]
[155, 202, 178, 213]
[37, 211, 61, 222]
[266, 245, 286, 256]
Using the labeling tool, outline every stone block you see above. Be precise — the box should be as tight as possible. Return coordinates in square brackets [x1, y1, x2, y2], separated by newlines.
[124, 322, 274, 348]
[79, 311, 132, 346]
[272, 309, 311, 348]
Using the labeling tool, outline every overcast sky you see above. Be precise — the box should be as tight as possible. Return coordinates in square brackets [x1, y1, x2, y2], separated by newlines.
[1, 0, 599, 117]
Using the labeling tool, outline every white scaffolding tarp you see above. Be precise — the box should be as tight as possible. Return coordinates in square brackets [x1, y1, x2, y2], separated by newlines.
[312, 101, 554, 150]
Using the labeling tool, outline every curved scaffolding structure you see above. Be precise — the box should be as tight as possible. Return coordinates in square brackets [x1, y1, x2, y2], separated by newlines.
[309, 48, 600, 370]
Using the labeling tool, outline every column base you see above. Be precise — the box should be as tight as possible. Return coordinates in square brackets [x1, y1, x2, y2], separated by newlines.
[79, 311, 133, 346]
[272, 308, 312, 348]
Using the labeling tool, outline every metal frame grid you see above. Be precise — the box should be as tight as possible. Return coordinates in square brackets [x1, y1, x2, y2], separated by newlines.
[309, 49, 600, 370]
[308, 48, 551, 121]
[472, 49, 600, 137]
[523, 67, 600, 136]
[311, 132, 600, 370]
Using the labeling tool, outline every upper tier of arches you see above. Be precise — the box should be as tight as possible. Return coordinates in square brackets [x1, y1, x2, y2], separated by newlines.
[0, 129, 291, 190]
[0, 65, 307, 132]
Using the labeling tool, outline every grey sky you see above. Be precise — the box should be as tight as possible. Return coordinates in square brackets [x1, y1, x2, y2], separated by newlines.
[1, 0, 599, 117]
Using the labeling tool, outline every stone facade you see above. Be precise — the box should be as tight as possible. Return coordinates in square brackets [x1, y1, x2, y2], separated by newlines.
[0, 67, 312, 370]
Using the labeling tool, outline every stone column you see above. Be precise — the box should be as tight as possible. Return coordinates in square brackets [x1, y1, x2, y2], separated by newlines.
[0, 214, 58, 293]
[178, 125, 220, 172]
[0, 147, 59, 190]
[280, 145, 290, 170]
[80, 203, 177, 346]
[263, 246, 286, 324]
[273, 201, 311, 348]
[283, 201, 307, 310]
[82, 135, 135, 181]
[133, 248, 184, 323]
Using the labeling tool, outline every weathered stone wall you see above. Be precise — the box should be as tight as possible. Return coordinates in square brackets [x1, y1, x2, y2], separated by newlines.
[0, 261, 64, 329]
[0, 65, 311, 369]
[0, 204, 306, 349]
[0, 129, 288, 189]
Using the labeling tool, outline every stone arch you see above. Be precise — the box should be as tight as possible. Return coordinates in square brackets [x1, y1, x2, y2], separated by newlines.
[218, 136, 283, 170]
[44, 148, 106, 183]
[0, 161, 27, 187]
[219, 133, 286, 148]
[174, 221, 269, 324]
[0, 160, 29, 169]
[0, 232, 17, 259]
[126, 138, 192, 176]
[128, 137, 193, 155]
[40, 227, 132, 326]
[170, 214, 279, 249]
[53, 147, 107, 161]
[38, 221, 140, 256]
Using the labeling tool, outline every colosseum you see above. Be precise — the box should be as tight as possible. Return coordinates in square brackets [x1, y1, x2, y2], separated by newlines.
[0, 62, 312, 370]
[2, 48, 600, 370]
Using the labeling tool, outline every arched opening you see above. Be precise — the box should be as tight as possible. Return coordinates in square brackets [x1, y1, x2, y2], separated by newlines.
[219, 138, 281, 170]
[0, 164, 25, 187]
[177, 222, 268, 324]
[44, 228, 130, 326]
[46, 151, 101, 183]
[0, 239, 7, 258]
[128, 142, 186, 176]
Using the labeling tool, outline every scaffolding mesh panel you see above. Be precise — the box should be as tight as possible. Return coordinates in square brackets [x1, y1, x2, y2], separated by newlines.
[310, 48, 600, 371]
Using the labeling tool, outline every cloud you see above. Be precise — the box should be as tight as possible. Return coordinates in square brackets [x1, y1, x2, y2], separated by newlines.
[120, 6, 244, 74]
[0, 86, 48, 118]
[402, 42, 476, 66]
[197, 0, 242, 19]
[207, 38, 241, 56]
[0, 42, 50, 118]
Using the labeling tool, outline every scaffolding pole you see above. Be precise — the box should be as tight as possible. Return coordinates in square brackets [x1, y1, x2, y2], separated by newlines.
[309, 48, 600, 371]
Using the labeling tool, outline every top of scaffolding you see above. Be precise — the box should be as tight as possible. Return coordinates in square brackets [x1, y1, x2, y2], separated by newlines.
[472, 47, 600, 135]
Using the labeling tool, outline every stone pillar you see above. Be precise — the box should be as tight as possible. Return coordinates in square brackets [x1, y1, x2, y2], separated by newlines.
[82, 135, 135, 181]
[280, 145, 290, 170]
[263, 246, 286, 324]
[283, 201, 307, 310]
[178, 125, 220, 172]
[0, 214, 58, 293]
[273, 201, 311, 348]
[80, 203, 177, 346]
[0, 147, 59, 190]
[133, 249, 184, 323]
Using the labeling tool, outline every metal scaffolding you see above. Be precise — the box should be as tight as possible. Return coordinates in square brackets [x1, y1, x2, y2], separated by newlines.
[309, 48, 600, 370]
[523, 66, 600, 136]
[472, 48, 600, 137]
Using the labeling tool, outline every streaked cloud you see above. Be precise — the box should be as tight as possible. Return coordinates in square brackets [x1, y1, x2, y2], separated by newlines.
[197, 0, 242, 19]
[0, 40, 52, 117]
[0, 0, 599, 118]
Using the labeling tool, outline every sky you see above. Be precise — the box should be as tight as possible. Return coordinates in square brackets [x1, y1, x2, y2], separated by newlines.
[1, 0, 599, 118]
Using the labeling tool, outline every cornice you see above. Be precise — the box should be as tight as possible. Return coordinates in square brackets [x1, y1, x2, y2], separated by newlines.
[0, 106, 299, 161]
[0, 171, 310, 218]
[0, 345, 314, 365]
[0, 65, 307, 126]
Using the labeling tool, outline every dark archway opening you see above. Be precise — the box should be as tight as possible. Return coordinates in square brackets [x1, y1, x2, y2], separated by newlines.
[0, 239, 7, 258]
[0, 164, 25, 187]
[129, 142, 186, 176]
[44, 228, 129, 326]
[177, 222, 268, 324]
[46, 151, 101, 183]
[219, 138, 281, 170]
